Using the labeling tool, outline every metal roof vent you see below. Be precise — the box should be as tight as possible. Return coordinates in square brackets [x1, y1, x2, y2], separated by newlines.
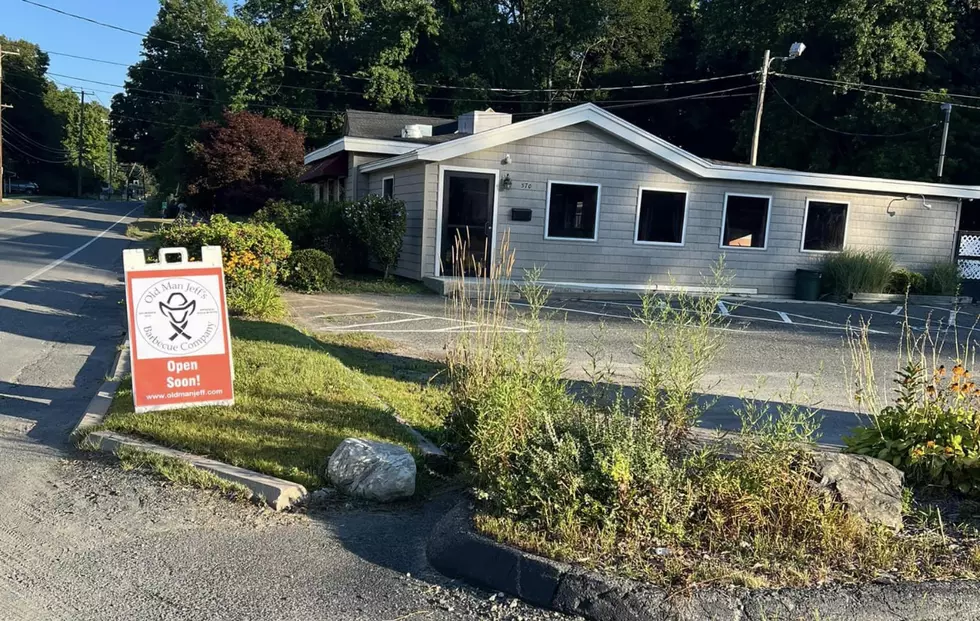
[401, 124, 433, 139]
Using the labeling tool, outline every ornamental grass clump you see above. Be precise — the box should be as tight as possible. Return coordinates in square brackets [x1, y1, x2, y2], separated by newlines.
[443, 243, 953, 587]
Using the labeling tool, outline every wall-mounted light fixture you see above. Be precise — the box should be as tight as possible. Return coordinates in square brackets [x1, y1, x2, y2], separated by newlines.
[501, 154, 512, 165]
[501, 174, 512, 190]
[886, 194, 933, 217]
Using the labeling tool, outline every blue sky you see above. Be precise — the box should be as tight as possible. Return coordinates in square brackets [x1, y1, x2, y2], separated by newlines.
[1, 0, 229, 103]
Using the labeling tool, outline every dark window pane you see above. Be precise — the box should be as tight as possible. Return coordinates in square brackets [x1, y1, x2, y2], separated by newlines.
[383, 177, 394, 198]
[637, 190, 686, 244]
[547, 183, 599, 239]
[723, 195, 770, 248]
[803, 201, 847, 251]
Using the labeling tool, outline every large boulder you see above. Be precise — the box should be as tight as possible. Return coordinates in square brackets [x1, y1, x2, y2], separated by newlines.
[810, 452, 904, 531]
[327, 438, 416, 502]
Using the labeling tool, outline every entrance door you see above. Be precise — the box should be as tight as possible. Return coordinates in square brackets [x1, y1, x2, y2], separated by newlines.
[440, 170, 496, 276]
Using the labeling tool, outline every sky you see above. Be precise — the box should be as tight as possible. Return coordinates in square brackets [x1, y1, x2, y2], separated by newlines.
[1, 0, 229, 103]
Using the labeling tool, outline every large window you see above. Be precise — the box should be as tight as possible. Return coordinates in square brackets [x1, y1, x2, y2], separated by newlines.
[545, 181, 601, 241]
[721, 194, 771, 249]
[635, 189, 687, 245]
[802, 200, 848, 252]
[382, 176, 394, 198]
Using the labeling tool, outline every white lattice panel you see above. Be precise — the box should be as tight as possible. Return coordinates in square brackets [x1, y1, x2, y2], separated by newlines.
[959, 259, 980, 280]
[961, 234, 980, 257]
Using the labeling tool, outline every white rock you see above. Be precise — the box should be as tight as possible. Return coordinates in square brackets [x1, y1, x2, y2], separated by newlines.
[327, 438, 416, 502]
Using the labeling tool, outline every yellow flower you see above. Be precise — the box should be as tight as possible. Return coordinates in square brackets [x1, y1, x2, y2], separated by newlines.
[954, 364, 966, 377]
[926, 440, 937, 448]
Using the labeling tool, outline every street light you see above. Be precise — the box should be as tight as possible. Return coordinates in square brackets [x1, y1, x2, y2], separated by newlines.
[749, 42, 806, 166]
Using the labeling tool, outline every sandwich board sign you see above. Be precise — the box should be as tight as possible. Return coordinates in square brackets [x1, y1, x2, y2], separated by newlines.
[123, 245, 234, 413]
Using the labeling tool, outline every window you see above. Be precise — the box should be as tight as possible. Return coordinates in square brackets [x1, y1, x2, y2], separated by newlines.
[635, 189, 687, 245]
[802, 200, 848, 252]
[382, 176, 394, 198]
[721, 194, 771, 249]
[338, 177, 347, 201]
[545, 181, 601, 240]
[326, 179, 335, 203]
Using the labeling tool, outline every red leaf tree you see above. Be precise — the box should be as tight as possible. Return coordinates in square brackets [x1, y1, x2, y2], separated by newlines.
[186, 111, 305, 214]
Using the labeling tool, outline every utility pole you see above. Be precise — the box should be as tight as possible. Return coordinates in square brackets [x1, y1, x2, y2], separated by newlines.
[76, 90, 84, 198]
[937, 103, 953, 179]
[749, 49, 771, 167]
[0, 43, 23, 202]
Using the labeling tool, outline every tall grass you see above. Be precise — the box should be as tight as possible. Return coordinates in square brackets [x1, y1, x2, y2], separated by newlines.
[927, 260, 962, 296]
[822, 249, 895, 299]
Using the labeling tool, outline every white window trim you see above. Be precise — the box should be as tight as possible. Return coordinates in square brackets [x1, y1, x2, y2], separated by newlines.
[800, 198, 850, 254]
[719, 192, 773, 251]
[633, 187, 689, 247]
[543, 180, 602, 242]
[382, 175, 395, 198]
[434, 165, 501, 278]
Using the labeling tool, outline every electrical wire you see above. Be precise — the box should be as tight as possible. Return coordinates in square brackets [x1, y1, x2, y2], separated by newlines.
[21, 3, 758, 95]
[0, 119, 70, 153]
[773, 73, 980, 112]
[771, 71, 980, 103]
[602, 84, 759, 110]
[2, 137, 72, 163]
[768, 84, 940, 138]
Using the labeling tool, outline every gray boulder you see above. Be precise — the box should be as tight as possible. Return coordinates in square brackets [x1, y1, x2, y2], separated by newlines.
[327, 438, 416, 502]
[810, 452, 904, 531]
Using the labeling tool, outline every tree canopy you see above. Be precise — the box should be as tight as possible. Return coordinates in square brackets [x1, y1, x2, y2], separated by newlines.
[97, 0, 980, 197]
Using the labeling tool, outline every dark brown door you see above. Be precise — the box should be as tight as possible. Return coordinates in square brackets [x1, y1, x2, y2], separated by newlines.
[440, 171, 495, 276]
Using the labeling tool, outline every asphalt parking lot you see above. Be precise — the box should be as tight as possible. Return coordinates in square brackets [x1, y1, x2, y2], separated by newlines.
[286, 290, 980, 445]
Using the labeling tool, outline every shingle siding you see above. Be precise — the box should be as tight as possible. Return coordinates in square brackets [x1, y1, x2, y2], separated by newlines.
[366, 123, 960, 295]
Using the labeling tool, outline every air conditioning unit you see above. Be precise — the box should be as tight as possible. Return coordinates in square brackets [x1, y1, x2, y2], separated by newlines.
[401, 124, 433, 139]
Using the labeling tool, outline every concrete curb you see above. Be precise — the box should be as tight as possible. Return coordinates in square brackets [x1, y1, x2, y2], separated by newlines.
[82, 431, 308, 511]
[428, 500, 980, 621]
[71, 338, 131, 438]
[851, 292, 972, 305]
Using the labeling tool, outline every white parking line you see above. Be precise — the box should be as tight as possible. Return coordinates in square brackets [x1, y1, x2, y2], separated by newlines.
[891, 306, 903, 315]
[340, 316, 439, 329]
[716, 301, 730, 316]
[777, 311, 793, 324]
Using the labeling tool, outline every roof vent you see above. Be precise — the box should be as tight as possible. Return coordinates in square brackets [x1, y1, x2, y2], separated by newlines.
[401, 124, 433, 139]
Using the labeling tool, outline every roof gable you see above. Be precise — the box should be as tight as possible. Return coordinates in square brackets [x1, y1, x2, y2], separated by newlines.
[359, 103, 980, 200]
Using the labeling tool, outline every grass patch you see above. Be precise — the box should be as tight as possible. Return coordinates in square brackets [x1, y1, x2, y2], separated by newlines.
[821, 249, 895, 298]
[125, 218, 171, 240]
[116, 447, 252, 500]
[102, 319, 436, 490]
[325, 273, 433, 295]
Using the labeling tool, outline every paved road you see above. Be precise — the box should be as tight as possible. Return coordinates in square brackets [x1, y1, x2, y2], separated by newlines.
[286, 290, 980, 445]
[0, 199, 569, 620]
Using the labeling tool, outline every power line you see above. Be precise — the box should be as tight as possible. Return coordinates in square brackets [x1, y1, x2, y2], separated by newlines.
[769, 84, 940, 138]
[22, 3, 758, 95]
[0, 119, 69, 153]
[773, 73, 980, 112]
[772, 71, 980, 103]
[2, 137, 71, 163]
[602, 84, 758, 110]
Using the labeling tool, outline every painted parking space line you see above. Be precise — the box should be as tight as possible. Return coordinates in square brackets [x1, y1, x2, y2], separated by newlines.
[340, 316, 440, 329]
[717, 301, 730, 316]
[725, 302, 839, 325]
[777, 311, 793, 324]
[891, 306, 904, 315]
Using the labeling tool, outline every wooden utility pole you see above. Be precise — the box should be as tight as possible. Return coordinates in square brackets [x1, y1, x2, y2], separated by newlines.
[749, 49, 771, 167]
[0, 43, 23, 202]
[76, 90, 84, 198]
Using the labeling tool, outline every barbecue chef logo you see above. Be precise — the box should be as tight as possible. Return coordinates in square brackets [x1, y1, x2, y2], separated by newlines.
[135, 277, 221, 355]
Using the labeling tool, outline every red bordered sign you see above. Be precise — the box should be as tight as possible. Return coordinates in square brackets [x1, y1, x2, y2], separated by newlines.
[123, 246, 235, 412]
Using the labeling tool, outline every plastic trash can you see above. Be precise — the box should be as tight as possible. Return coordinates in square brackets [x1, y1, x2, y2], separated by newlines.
[795, 269, 822, 301]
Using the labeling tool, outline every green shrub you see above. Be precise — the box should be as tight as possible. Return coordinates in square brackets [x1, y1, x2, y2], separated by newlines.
[252, 199, 311, 245]
[282, 248, 336, 292]
[252, 199, 369, 272]
[158, 214, 291, 288]
[342, 195, 407, 278]
[887, 268, 926, 295]
[926, 261, 961, 296]
[226, 275, 285, 320]
[143, 194, 165, 218]
[821, 249, 894, 298]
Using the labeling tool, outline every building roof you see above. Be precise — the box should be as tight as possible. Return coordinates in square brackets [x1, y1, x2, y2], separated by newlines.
[358, 103, 980, 200]
[344, 110, 457, 140]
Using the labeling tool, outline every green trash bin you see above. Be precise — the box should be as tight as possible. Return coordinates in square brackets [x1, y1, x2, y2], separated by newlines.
[795, 269, 822, 301]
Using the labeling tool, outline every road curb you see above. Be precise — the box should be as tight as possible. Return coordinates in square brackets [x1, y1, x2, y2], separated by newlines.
[427, 500, 980, 620]
[71, 337, 130, 438]
[82, 430, 308, 511]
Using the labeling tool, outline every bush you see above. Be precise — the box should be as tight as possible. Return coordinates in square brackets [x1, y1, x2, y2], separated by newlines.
[157, 215, 291, 319]
[821, 249, 894, 298]
[252, 199, 369, 273]
[887, 268, 926, 295]
[446, 244, 907, 587]
[252, 199, 312, 246]
[342, 195, 407, 278]
[927, 261, 961, 296]
[282, 249, 335, 292]
[143, 194, 165, 218]
[158, 214, 291, 288]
